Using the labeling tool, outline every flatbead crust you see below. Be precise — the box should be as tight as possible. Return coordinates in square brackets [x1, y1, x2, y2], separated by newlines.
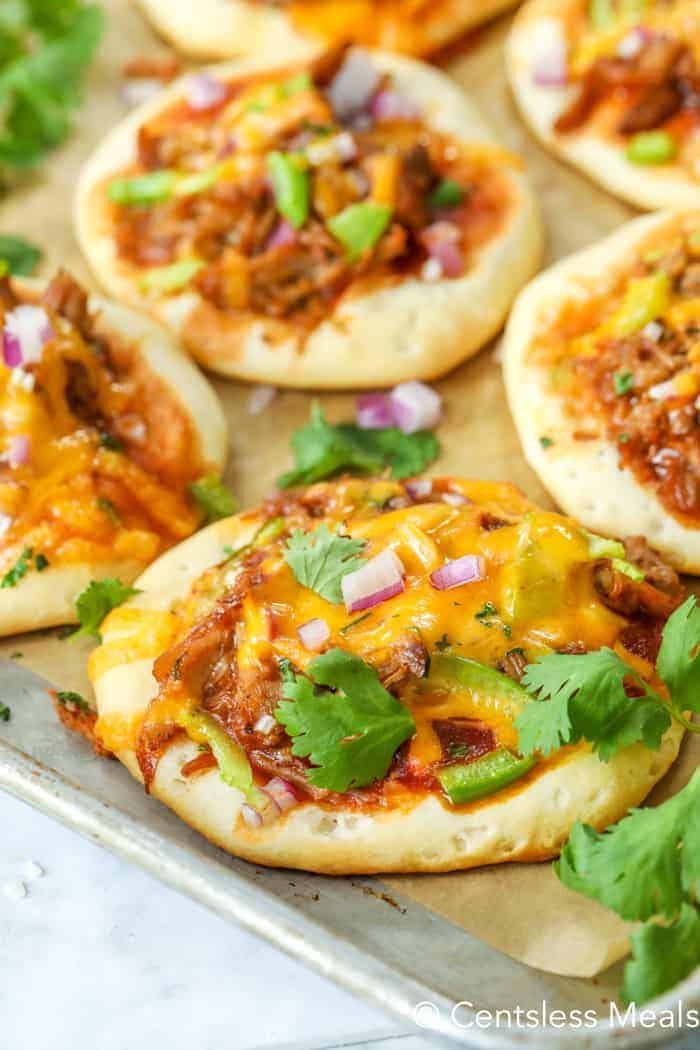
[135, 0, 520, 62]
[89, 487, 684, 875]
[0, 280, 227, 636]
[74, 51, 542, 389]
[507, 0, 700, 211]
[502, 211, 700, 574]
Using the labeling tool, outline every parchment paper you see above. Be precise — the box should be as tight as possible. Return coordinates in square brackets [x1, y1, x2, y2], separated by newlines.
[1, 0, 697, 981]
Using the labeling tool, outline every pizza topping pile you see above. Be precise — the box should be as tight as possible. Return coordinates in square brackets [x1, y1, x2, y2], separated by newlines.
[0, 271, 214, 581]
[127, 478, 692, 815]
[536, 1, 700, 171]
[541, 224, 700, 525]
[107, 47, 513, 332]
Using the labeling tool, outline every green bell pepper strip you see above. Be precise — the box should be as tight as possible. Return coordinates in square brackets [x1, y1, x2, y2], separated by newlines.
[428, 654, 532, 723]
[108, 170, 177, 205]
[327, 202, 393, 260]
[427, 656, 536, 804]
[267, 151, 310, 230]
[428, 179, 463, 209]
[589, 0, 614, 27]
[177, 709, 262, 804]
[627, 131, 677, 166]
[223, 515, 286, 562]
[438, 748, 536, 805]
[139, 257, 205, 293]
[582, 529, 625, 560]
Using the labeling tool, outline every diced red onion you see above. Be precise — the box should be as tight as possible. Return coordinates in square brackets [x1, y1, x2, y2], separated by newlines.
[241, 803, 264, 828]
[264, 777, 297, 813]
[248, 383, 277, 415]
[253, 713, 277, 734]
[532, 21, 568, 87]
[642, 320, 664, 342]
[370, 89, 421, 122]
[0, 513, 11, 537]
[648, 379, 676, 401]
[430, 554, 485, 591]
[3, 306, 54, 367]
[120, 78, 163, 108]
[406, 478, 433, 500]
[297, 617, 330, 651]
[390, 381, 442, 435]
[356, 393, 395, 430]
[265, 219, 297, 250]
[617, 27, 651, 60]
[342, 548, 405, 613]
[421, 222, 464, 278]
[442, 492, 468, 506]
[7, 435, 29, 468]
[187, 73, 226, 111]
[327, 48, 381, 121]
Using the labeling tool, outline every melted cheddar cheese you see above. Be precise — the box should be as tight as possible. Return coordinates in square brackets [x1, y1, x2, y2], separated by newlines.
[0, 284, 204, 584]
[96, 478, 662, 803]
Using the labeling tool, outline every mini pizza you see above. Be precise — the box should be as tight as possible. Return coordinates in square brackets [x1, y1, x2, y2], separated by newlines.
[507, 0, 700, 210]
[88, 476, 685, 875]
[503, 210, 700, 573]
[135, 0, 520, 63]
[0, 270, 228, 636]
[75, 48, 541, 388]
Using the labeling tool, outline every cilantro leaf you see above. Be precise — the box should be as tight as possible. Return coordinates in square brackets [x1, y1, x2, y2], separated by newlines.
[71, 578, 140, 641]
[275, 649, 416, 792]
[0, 3, 104, 183]
[517, 649, 671, 761]
[284, 524, 365, 604]
[557, 768, 700, 921]
[0, 702, 10, 722]
[277, 402, 440, 488]
[622, 904, 700, 1005]
[189, 475, 237, 522]
[0, 234, 41, 274]
[656, 595, 700, 717]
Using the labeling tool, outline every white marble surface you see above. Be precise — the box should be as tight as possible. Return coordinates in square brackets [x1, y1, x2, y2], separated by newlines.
[0, 790, 431, 1050]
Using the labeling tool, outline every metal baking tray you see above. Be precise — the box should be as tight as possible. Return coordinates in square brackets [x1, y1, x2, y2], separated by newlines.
[1, 658, 697, 1049]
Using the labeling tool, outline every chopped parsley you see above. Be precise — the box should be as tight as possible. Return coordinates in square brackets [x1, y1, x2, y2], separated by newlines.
[339, 611, 372, 634]
[275, 649, 416, 792]
[99, 431, 123, 451]
[34, 552, 49, 572]
[475, 602, 497, 621]
[1, 547, 33, 588]
[189, 475, 237, 522]
[435, 633, 452, 652]
[618, 432, 630, 444]
[56, 690, 90, 712]
[0, 703, 10, 722]
[284, 525, 366, 604]
[97, 497, 121, 526]
[447, 742, 469, 759]
[539, 436, 554, 449]
[70, 578, 140, 641]
[277, 402, 440, 488]
[613, 370, 634, 396]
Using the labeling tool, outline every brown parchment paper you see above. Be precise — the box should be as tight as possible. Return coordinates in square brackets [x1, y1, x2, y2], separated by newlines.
[0, 0, 697, 981]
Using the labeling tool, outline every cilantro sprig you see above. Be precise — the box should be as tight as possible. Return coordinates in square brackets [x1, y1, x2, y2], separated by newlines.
[277, 403, 440, 488]
[516, 596, 700, 761]
[70, 578, 140, 641]
[284, 525, 366, 604]
[0, 234, 41, 274]
[0, 1, 104, 187]
[275, 649, 416, 792]
[557, 768, 700, 1004]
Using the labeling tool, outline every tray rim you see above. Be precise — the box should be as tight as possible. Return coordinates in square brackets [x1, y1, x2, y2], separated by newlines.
[1, 727, 698, 1050]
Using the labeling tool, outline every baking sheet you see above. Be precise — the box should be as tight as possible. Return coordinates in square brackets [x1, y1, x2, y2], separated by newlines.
[0, 0, 698, 1032]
